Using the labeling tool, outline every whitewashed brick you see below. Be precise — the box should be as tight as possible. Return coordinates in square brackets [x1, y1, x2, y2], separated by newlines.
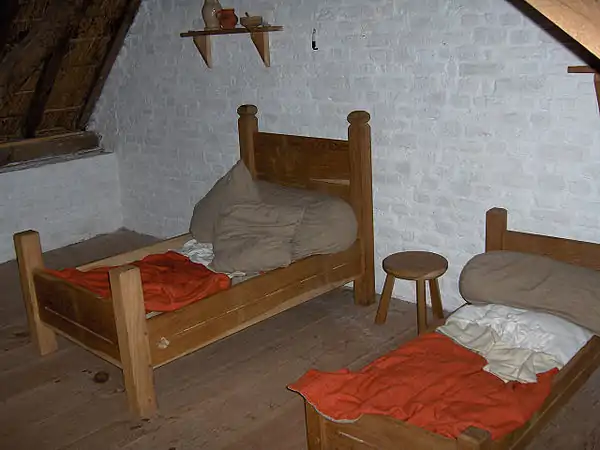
[90, 0, 600, 311]
[0, 153, 122, 263]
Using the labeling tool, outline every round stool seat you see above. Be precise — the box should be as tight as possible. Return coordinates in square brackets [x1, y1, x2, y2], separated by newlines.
[376, 251, 448, 334]
[383, 251, 448, 281]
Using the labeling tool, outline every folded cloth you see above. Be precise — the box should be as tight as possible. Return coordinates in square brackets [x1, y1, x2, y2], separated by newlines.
[46, 251, 231, 312]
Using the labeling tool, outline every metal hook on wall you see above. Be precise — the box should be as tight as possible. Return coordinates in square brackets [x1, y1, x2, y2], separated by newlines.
[312, 28, 318, 51]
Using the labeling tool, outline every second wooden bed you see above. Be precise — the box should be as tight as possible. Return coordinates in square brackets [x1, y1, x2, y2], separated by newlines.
[13, 104, 376, 418]
[303, 207, 600, 450]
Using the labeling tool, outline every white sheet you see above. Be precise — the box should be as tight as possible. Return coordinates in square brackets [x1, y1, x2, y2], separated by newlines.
[437, 304, 593, 383]
[172, 239, 247, 278]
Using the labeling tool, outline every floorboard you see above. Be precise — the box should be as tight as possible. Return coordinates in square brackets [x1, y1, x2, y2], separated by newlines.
[0, 230, 599, 449]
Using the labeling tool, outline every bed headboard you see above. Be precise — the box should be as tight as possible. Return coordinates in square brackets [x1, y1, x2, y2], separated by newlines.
[485, 207, 600, 271]
[236, 104, 375, 304]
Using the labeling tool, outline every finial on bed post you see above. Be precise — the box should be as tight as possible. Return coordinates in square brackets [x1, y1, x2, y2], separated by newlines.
[348, 110, 375, 306]
[237, 104, 258, 177]
[485, 207, 508, 253]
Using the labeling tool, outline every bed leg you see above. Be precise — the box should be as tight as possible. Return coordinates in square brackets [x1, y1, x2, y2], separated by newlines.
[456, 427, 492, 450]
[13, 231, 58, 356]
[110, 265, 157, 418]
[305, 401, 325, 450]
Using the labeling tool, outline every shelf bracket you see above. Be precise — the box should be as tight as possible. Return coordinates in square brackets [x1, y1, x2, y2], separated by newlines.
[250, 30, 270, 67]
[181, 26, 282, 68]
[193, 35, 212, 68]
[567, 65, 600, 115]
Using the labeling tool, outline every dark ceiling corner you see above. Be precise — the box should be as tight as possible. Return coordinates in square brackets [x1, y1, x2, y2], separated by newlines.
[0, 0, 142, 144]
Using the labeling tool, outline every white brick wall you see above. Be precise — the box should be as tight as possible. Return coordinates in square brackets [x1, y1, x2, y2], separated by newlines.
[0, 152, 123, 263]
[92, 0, 600, 311]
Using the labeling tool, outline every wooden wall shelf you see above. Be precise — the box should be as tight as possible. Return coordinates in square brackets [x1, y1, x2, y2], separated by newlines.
[567, 65, 600, 115]
[180, 26, 283, 68]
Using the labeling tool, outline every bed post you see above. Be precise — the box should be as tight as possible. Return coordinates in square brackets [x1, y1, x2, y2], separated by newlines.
[110, 265, 157, 418]
[13, 230, 58, 355]
[485, 207, 508, 252]
[305, 402, 325, 449]
[456, 427, 492, 449]
[348, 110, 376, 306]
[238, 104, 258, 177]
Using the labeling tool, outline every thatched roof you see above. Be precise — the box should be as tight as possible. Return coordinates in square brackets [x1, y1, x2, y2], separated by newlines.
[0, 0, 140, 144]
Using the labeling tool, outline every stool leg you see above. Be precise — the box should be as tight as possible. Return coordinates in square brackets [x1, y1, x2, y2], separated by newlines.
[375, 274, 395, 324]
[416, 280, 427, 334]
[429, 278, 444, 320]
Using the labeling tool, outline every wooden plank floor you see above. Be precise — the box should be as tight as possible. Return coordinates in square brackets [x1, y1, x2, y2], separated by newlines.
[1, 230, 599, 449]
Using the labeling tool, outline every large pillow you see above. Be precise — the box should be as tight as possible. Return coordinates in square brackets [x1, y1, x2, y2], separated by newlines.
[189, 160, 260, 243]
[459, 251, 600, 335]
[211, 203, 305, 273]
[255, 181, 358, 260]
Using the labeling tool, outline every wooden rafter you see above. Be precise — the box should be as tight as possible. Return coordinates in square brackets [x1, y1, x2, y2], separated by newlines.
[521, 0, 600, 60]
[0, 0, 87, 110]
[77, 0, 142, 128]
[24, 32, 75, 138]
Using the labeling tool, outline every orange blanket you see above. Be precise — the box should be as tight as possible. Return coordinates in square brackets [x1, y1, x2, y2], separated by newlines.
[46, 251, 231, 312]
[288, 332, 556, 440]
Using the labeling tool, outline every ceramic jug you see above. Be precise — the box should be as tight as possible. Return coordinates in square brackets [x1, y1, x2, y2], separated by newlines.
[217, 8, 238, 30]
[202, 0, 222, 30]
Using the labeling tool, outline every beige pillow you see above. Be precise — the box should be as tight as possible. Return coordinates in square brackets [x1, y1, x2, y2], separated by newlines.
[189, 160, 260, 243]
[211, 203, 305, 273]
[255, 181, 358, 260]
[459, 251, 600, 335]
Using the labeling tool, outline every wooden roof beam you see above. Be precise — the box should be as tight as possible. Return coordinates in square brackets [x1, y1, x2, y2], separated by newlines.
[521, 0, 600, 61]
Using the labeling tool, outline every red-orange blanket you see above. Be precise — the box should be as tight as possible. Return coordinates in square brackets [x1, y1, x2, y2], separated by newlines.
[288, 332, 556, 440]
[46, 251, 231, 312]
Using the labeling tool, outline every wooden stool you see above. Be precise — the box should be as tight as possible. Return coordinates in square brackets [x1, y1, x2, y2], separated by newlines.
[375, 251, 448, 334]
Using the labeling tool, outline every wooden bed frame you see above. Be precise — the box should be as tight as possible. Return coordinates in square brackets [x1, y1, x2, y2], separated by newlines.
[13, 104, 376, 418]
[303, 207, 600, 450]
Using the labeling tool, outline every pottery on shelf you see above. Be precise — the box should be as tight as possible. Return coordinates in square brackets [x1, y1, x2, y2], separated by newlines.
[202, 0, 222, 31]
[217, 8, 238, 30]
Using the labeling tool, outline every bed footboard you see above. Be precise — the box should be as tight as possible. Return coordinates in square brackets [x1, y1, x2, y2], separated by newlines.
[14, 231, 156, 417]
[304, 402, 491, 450]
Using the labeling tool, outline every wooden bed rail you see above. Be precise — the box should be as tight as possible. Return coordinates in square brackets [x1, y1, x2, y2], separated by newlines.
[304, 402, 492, 449]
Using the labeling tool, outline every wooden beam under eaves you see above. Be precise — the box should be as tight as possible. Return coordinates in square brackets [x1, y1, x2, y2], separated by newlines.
[522, 0, 600, 60]
[568, 65, 600, 115]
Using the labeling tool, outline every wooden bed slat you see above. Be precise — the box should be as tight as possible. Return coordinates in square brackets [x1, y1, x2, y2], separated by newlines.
[40, 309, 122, 365]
